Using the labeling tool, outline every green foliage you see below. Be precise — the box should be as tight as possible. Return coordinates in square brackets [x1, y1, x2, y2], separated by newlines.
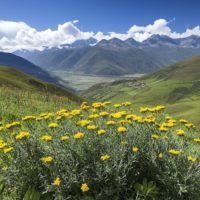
[0, 100, 199, 199]
[134, 179, 157, 200]
[23, 187, 41, 200]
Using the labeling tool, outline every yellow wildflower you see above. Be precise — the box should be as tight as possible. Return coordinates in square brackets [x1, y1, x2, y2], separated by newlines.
[159, 126, 168, 132]
[92, 102, 104, 108]
[36, 117, 43, 121]
[179, 119, 188, 124]
[158, 153, 164, 158]
[22, 115, 36, 121]
[111, 112, 122, 119]
[122, 101, 132, 106]
[176, 129, 185, 136]
[168, 149, 181, 155]
[117, 126, 127, 133]
[100, 154, 110, 161]
[132, 146, 139, 153]
[0, 140, 7, 149]
[5, 121, 21, 129]
[187, 156, 197, 163]
[114, 104, 121, 108]
[53, 177, 61, 186]
[165, 116, 172, 120]
[103, 101, 112, 106]
[99, 111, 109, 117]
[16, 131, 30, 140]
[71, 109, 81, 116]
[89, 114, 99, 119]
[77, 120, 91, 127]
[97, 129, 106, 135]
[41, 135, 52, 141]
[81, 183, 90, 192]
[140, 107, 148, 113]
[56, 116, 62, 120]
[193, 138, 200, 143]
[3, 147, 13, 153]
[151, 134, 160, 140]
[106, 121, 116, 126]
[185, 123, 195, 128]
[60, 135, 69, 141]
[48, 123, 58, 128]
[73, 132, 85, 139]
[41, 156, 53, 164]
[87, 125, 97, 130]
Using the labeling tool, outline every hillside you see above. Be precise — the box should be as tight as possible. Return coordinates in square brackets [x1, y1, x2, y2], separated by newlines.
[0, 66, 81, 102]
[0, 52, 62, 85]
[14, 35, 200, 76]
[16, 46, 162, 75]
[83, 55, 200, 124]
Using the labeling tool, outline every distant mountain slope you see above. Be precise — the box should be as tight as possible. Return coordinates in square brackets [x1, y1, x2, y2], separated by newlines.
[16, 46, 163, 75]
[83, 55, 200, 124]
[14, 35, 200, 76]
[0, 65, 82, 102]
[0, 52, 62, 85]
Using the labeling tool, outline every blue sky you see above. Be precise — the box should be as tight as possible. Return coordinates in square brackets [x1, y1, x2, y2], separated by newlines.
[0, 0, 199, 33]
[1, 0, 200, 52]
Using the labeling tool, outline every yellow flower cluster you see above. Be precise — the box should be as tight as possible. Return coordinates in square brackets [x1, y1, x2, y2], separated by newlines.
[87, 125, 97, 130]
[41, 156, 53, 164]
[193, 138, 200, 143]
[16, 131, 30, 140]
[53, 177, 61, 186]
[117, 126, 127, 133]
[0, 139, 7, 149]
[22, 115, 36, 121]
[106, 121, 116, 125]
[176, 129, 185, 136]
[151, 134, 160, 140]
[48, 123, 58, 128]
[132, 147, 139, 153]
[168, 149, 181, 155]
[140, 105, 165, 113]
[100, 154, 110, 161]
[77, 120, 91, 127]
[97, 129, 106, 135]
[73, 132, 85, 139]
[3, 147, 13, 153]
[187, 156, 197, 162]
[81, 183, 90, 192]
[5, 121, 21, 129]
[0, 99, 198, 190]
[60, 135, 69, 141]
[41, 135, 52, 142]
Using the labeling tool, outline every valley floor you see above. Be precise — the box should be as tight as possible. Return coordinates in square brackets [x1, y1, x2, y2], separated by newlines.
[51, 71, 144, 90]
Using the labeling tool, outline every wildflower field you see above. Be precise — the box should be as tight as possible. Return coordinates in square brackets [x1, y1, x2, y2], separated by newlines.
[0, 87, 200, 199]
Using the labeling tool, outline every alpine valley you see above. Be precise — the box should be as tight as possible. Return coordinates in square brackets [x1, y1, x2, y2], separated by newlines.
[15, 35, 200, 76]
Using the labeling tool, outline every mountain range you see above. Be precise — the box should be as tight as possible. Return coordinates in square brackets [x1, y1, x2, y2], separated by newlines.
[14, 35, 200, 76]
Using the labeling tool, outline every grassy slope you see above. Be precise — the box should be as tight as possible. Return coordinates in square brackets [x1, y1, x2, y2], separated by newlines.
[0, 86, 72, 123]
[83, 56, 200, 125]
[0, 65, 82, 103]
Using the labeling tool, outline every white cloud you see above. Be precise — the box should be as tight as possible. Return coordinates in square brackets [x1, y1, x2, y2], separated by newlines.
[0, 20, 94, 52]
[93, 19, 200, 42]
[0, 19, 200, 52]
